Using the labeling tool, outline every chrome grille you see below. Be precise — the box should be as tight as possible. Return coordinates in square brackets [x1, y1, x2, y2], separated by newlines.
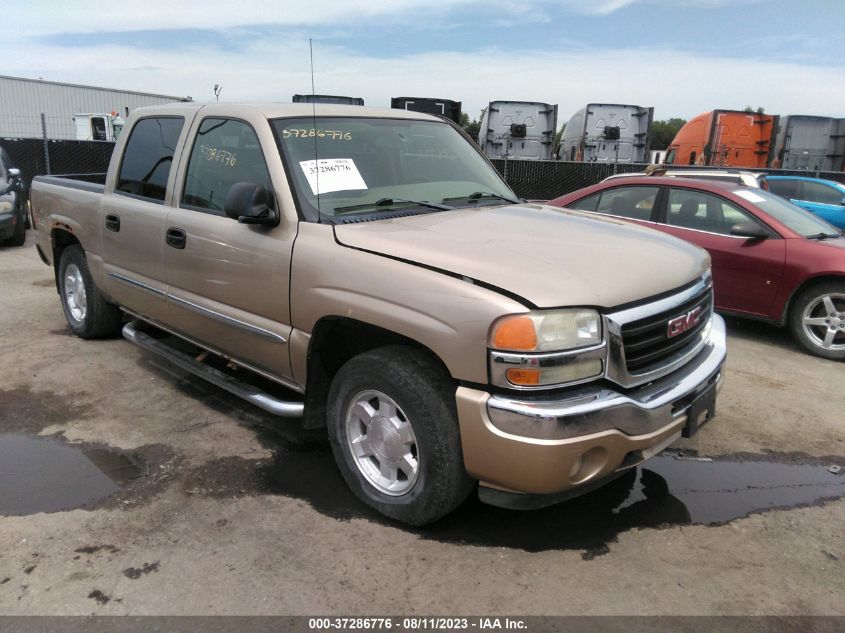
[621, 286, 713, 374]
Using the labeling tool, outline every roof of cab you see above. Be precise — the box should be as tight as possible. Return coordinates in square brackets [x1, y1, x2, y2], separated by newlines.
[128, 101, 443, 122]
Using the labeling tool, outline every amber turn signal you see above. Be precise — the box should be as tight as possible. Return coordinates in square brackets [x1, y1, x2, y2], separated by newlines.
[492, 315, 538, 351]
[505, 368, 541, 385]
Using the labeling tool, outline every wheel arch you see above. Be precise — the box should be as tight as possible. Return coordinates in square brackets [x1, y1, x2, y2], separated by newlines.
[50, 227, 82, 293]
[301, 316, 453, 430]
[780, 274, 845, 324]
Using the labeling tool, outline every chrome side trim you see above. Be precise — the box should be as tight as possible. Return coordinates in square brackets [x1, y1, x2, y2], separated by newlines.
[122, 320, 304, 417]
[108, 272, 166, 298]
[604, 273, 713, 388]
[166, 294, 287, 345]
[120, 308, 304, 393]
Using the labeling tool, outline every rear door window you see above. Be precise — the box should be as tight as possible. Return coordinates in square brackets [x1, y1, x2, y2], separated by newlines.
[569, 192, 599, 212]
[116, 117, 184, 202]
[182, 118, 273, 215]
[594, 186, 659, 220]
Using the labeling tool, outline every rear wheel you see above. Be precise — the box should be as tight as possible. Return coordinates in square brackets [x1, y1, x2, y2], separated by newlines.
[58, 245, 122, 338]
[789, 281, 845, 361]
[327, 346, 474, 525]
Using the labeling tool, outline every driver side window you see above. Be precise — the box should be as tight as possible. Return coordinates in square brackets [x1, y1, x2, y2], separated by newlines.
[666, 188, 757, 235]
[801, 181, 843, 205]
[182, 118, 272, 215]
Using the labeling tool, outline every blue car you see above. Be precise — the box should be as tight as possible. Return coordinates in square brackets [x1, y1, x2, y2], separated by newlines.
[766, 175, 845, 229]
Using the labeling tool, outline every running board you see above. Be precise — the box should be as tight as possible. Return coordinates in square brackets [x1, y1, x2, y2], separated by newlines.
[122, 320, 305, 418]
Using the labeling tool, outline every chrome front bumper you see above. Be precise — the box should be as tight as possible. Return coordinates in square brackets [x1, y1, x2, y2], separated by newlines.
[455, 314, 727, 496]
[487, 314, 726, 440]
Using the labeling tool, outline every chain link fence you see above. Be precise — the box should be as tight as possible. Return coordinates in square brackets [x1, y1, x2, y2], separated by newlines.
[0, 113, 79, 141]
[0, 139, 114, 192]
[0, 112, 117, 195]
[491, 159, 845, 200]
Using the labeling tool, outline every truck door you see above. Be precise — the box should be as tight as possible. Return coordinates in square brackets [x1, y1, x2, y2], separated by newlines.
[90, 117, 108, 141]
[163, 116, 296, 382]
[101, 116, 187, 323]
[587, 106, 629, 163]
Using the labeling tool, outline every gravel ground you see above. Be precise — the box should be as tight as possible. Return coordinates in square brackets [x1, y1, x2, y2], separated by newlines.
[0, 231, 843, 615]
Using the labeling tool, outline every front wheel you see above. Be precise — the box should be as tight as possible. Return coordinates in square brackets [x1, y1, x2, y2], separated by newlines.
[327, 346, 474, 525]
[789, 281, 845, 360]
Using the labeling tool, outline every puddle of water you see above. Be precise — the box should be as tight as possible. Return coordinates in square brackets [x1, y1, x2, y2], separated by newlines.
[248, 445, 845, 553]
[0, 434, 141, 516]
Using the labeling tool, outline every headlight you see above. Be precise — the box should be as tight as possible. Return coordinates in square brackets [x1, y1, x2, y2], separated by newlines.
[489, 309, 605, 388]
[490, 309, 601, 352]
[0, 201, 12, 213]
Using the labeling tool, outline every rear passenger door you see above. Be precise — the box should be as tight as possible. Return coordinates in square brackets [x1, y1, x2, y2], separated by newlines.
[163, 115, 298, 383]
[657, 188, 786, 317]
[101, 116, 187, 323]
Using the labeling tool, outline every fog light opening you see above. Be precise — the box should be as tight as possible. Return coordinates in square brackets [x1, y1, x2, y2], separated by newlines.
[569, 446, 609, 485]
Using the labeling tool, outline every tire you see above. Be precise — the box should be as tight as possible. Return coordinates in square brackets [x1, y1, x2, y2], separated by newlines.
[788, 281, 845, 361]
[327, 346, 474, 525]
[58, 245, 122, 338]
[6, 208, 25, 247]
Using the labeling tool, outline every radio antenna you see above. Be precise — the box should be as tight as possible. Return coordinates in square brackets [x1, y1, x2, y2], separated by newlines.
[309, 38, 322, 223]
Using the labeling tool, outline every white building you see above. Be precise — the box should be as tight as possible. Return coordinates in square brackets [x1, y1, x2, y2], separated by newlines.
[0, 75, 190, 140]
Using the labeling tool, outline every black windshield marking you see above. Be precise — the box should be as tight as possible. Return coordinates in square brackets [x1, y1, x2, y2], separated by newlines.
[156, 118, 177, 153]
[197, 119, 228, 137]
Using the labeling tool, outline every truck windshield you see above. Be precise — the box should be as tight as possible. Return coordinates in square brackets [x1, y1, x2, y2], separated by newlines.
[271, 117, 517, 221]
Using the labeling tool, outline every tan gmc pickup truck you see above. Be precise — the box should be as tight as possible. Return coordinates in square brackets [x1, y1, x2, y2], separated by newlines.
[31, 103, 726, 525]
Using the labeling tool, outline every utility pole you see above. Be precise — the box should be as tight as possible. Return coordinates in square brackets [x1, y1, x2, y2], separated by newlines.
[213, 84, 222, 102]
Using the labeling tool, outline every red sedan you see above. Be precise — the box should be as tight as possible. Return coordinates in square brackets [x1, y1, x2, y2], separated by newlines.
[548, 176, 845, 360]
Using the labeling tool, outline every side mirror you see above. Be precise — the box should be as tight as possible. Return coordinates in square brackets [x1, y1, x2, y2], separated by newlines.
[224, 182, 277, 225]
[839, 197, 845, 207]
[7, 168, 20, 179]
[730, 221, 769, 240]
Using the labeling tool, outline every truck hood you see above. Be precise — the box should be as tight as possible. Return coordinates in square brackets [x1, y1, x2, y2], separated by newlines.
[333, 204, 710, 309]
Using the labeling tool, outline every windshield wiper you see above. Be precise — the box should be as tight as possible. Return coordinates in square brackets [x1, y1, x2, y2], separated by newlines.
[806, 231, 842, 240]
[442, 191, 521, 205]
[334, 198, 452, 214]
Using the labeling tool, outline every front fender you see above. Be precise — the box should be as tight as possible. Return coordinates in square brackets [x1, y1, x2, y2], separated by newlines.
[289, 223, 528, 384]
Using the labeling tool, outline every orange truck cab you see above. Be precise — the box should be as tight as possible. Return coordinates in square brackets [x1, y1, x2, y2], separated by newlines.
[665, 110, 777, 168]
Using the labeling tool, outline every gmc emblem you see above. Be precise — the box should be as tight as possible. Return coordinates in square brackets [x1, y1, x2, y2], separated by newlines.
[667, 306, 703, 338]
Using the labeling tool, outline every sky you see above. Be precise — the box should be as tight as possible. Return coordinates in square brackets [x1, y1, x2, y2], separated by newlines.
[2, 0, 845, 123]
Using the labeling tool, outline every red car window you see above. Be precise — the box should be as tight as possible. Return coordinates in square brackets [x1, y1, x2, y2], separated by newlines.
[594, 186, 659, 221]
[666, 189, 756, 235]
